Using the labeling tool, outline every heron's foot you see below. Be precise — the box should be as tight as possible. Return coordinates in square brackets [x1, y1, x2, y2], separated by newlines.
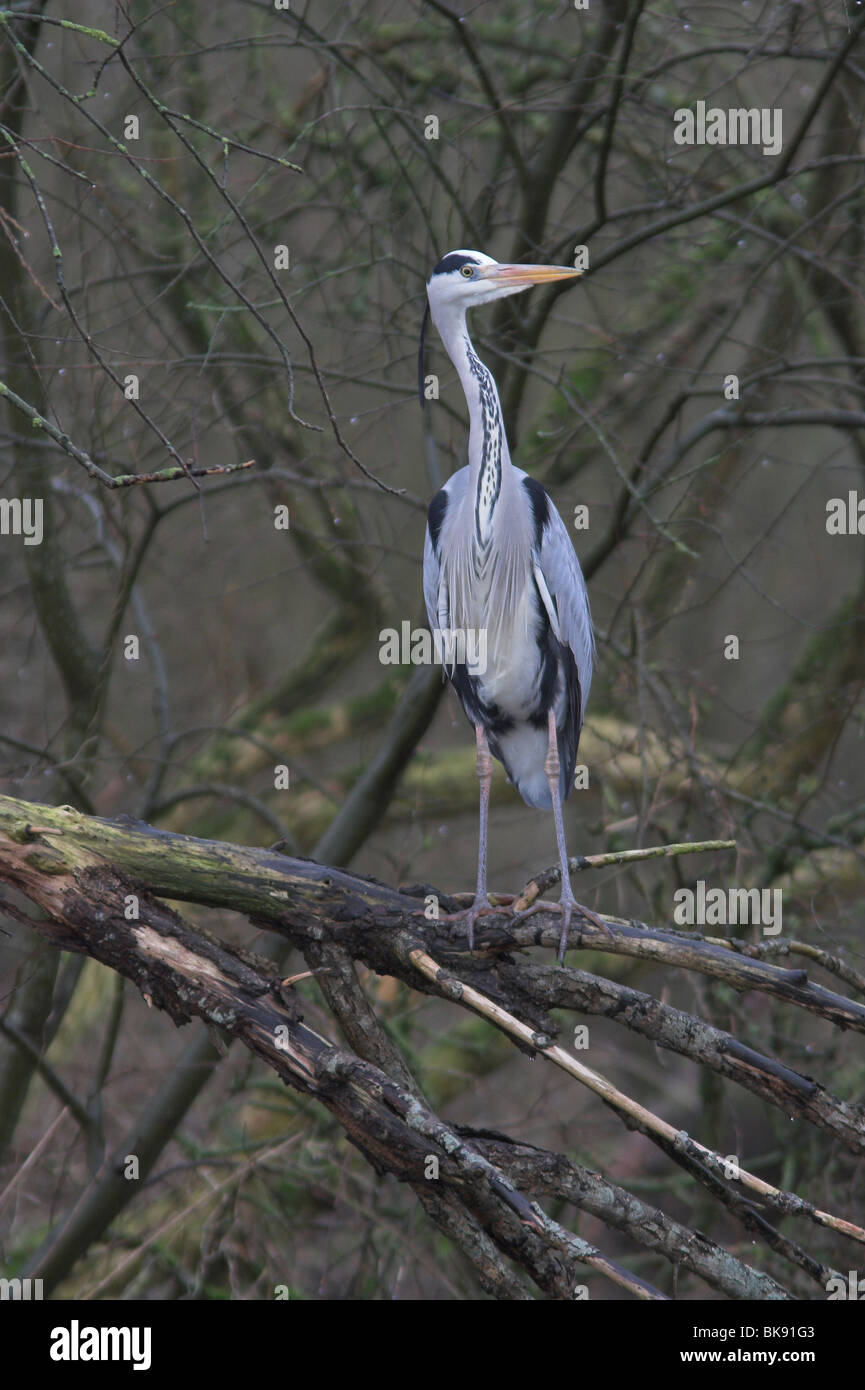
[438, 896, 501, 953]
[512, 891, 614, 963]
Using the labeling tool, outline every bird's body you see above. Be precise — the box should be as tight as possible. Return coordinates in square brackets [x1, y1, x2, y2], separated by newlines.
[421, 248, 602, 960]
[424, 461, 590, 811]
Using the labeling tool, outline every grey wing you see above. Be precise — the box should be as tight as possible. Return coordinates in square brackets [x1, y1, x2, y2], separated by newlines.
[532, 491, 595, 723]
[531, 493, 594, 801]
[423, 520, 446, 633]
[422, 468, 468, 634]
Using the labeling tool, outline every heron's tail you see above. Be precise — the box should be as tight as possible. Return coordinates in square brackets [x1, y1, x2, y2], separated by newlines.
[493, 725, 572, 809]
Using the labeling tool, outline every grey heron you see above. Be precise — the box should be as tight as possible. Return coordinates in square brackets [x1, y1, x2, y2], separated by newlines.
[421, 249, 605, 963]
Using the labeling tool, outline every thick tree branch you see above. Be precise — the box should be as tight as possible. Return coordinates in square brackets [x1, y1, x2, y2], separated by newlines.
[1, 793, 863, 1296]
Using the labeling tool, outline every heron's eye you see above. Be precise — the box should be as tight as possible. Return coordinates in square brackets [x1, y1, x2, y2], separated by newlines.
[460, 265, 474, 278]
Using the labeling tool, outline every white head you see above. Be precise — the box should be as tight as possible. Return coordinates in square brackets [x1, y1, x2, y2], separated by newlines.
[426, 248, 580, 327]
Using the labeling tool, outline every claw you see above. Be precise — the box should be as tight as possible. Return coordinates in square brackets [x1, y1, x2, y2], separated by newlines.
[512, 893, 613, 963]
[439, 896, 498, 953]
[557, 890, 615, 962]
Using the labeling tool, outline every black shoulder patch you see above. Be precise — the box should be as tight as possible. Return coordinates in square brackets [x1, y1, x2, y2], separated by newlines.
[427, 487, 449, 551]
[522, 475, 550, 550]
[431, 252, 480, 277]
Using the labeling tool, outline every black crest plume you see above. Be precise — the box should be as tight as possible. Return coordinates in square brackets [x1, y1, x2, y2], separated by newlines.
[417, 301, 431, 410]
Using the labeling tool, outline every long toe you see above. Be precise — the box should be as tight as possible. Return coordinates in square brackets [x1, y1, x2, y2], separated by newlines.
[467, 907, 476, 953]
[509, 901, 547, 928]
[510, 893, 611, 960]
[465, 896, 498, 953]
[439, 897, 497, 953]
[557, 890, 614, 961]
[508, 897, 576, 958]
[573, 900, 615, 942]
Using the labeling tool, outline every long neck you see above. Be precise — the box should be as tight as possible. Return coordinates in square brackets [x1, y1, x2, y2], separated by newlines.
[434, 305, 512, 546]
[433, 302, 533, 643]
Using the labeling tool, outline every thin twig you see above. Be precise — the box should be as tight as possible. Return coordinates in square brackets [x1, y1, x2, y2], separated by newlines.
[512, 838, 737, 911]
[408, 948, 865, 1249]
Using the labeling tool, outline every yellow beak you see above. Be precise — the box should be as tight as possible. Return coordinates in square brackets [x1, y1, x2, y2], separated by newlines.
[479, 262, 582, 285]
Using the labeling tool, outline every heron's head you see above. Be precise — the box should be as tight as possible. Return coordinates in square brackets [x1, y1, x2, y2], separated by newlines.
[419, 249, 581, 407]
[426, 249, 581, 318]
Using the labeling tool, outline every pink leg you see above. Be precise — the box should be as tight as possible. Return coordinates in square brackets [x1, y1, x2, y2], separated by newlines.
[465, 723, 493, 951]
[437, 724, 495, 951]
[544, 710, 612, 963]
[544, 710, 575, 963]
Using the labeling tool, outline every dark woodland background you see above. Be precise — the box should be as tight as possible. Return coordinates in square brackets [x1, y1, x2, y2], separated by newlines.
[1, 0, 864, 1300]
